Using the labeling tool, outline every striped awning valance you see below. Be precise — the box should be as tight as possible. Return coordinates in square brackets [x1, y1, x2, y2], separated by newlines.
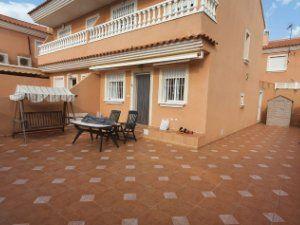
[9, 85, 75, 103]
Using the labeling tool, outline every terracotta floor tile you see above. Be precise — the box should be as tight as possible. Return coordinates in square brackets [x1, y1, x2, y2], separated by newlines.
[0, 124, 299, 225]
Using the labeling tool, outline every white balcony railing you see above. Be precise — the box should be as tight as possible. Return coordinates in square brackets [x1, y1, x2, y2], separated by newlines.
[38, 0, 218, 56]
[275, 82, 300, 90]
[39, 30, 88, 55]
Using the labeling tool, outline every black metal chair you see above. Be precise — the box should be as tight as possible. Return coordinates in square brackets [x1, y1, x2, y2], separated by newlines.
[119, 110, 138, 142]
[109, 110, 121, 123]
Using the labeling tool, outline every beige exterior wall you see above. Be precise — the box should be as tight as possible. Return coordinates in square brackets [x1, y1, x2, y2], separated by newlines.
[260, 48, 300, 127]
[198, 0, 266, 143]
[0, 27, 44, 67]
[0, 75, 50, 136]
[70, 73, 101, 115]
[36, 0, 266, 147]
[96, 60, 210, 133]
[261, 49, 300, 83]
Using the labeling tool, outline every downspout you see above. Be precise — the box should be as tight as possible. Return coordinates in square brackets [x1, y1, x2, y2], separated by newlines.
[27, 36, 33, 66]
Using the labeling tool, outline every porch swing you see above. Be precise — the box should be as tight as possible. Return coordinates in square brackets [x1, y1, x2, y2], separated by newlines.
[9, 85, 76, 143]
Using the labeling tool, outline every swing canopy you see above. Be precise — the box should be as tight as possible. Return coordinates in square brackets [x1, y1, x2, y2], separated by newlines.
[9, 85, 75, 103]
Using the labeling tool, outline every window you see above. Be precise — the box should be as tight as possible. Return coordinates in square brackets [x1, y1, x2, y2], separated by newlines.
[57, 25, 71, 38]
[86, 14, 99, 29]
[35, 40, 43, 56]
[17, 56, 32, 67]
[0, 53, 9, 64]
[68, 75, 78, 89]
[267, 54, 288, 72]
[111, 0, 137, 19]
[243, 30, 251, 63]
[81, 73, 90, 80]
[53, 76, 65, 88]
[159, 67, 188, 105]
[105, 74, 125, 102]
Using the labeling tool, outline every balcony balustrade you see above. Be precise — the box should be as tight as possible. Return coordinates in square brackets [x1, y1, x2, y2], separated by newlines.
[38, 0, 218, 56]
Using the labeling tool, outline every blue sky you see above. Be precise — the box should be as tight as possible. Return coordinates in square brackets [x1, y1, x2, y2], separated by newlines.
[0, 0, 299, 40]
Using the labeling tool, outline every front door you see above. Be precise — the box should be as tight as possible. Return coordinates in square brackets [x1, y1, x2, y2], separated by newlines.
[136, 74, 150, 124]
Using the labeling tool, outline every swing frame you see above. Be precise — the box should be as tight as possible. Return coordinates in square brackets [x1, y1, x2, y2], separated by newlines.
[12, 100, 75, 143]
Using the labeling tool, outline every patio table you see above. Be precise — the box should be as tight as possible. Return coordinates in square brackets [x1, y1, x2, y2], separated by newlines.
[70, 119, 119, 152]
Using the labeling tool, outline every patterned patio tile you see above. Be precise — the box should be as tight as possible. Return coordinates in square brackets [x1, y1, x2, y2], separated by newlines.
[263, 212, 285, 223]
[172, 216, 190, 225]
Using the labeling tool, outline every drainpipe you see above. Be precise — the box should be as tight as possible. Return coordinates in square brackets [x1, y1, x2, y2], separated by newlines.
[27, 36, 33, 66]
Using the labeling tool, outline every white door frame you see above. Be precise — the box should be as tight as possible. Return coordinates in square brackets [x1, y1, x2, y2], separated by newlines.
[130, 70, 153, 126]
[257, 90, 264, 122]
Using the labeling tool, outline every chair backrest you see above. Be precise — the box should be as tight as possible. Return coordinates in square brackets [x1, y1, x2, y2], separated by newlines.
[109, 110, 121, 123]
[125, 110, 138, 130]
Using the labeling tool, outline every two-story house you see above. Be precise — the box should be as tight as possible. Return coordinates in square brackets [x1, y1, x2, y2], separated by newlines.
[259, 34, 300, 126]
[29, 0, 265, 148]
[0, 14, 52, 136]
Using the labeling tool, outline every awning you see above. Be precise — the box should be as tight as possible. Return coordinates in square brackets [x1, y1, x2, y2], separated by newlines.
[90, 52, 204, 71]
[9, 85, 75, 103]
[0, 64, 46, 77]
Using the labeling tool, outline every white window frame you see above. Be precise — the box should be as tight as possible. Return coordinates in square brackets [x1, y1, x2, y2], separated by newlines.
[86, 14, 99, 29]
[243, 29, 251, 63]
[105, 73, 126, 103]
[158, 67, 189, 107]
[17, 56, 32, 67]
[34, 40, 44, 56]
[53, 76, 65, 88]
[57, 25, 72, 39]
[111, 0, 137, 20]
[67, 74, 78, 89]
[0, 52, 9, 64]
[267, 54, 288, 72]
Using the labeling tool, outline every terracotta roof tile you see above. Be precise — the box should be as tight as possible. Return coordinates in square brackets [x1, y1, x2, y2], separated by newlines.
[0, 14, 52, 34]
[40, 34, 217, 66]
[263, 37, 300, 49]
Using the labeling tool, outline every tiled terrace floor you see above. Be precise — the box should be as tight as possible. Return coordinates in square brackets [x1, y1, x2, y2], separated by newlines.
[0, 124, 299, 225]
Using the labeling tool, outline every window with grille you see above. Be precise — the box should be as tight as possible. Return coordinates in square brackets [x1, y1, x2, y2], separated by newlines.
[57, 25, 71, 38]
[86, 15, 99, 29]
[0, 53, 9, 64]
[267, 54, 288, 72]
[160, 68, 187, 105]
[111, 0, 137, 19]
[17, 56, 31, 67]
[105, 74, 125, 102]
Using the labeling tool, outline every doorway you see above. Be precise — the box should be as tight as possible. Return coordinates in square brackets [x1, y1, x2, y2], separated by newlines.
[257, 90, 264, 122]
[135, 73, 150, 125]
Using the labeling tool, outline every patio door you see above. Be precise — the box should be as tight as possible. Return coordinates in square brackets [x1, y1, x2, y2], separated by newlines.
[136, 74, 150, 125]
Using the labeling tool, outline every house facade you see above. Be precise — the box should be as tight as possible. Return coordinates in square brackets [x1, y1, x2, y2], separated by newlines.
[29, 0, 265, 147]
[260, 35, 300, 126]
[0, 14, 51, 136]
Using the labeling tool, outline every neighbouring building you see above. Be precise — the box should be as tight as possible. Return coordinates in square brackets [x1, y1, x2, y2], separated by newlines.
[0, 14, 52, 136]
[260, 34, 300, 127]
[28, 0, 266, 148]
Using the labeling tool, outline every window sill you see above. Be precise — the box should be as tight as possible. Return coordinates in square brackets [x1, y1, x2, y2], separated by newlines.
[266, 70, 287, 73]
[159, 102, 186, 108]
[104, 100, 124, 104]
